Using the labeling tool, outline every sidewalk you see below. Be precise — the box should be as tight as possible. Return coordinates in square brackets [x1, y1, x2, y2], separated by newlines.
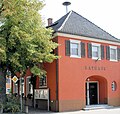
[28, 107, 120, 114]
[3, 107, 120, 114]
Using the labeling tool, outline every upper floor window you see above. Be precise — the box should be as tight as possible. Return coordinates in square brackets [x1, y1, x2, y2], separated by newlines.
[110, 46, 117, 61]
[88, 43, 104, 60]
[65, 40, 85, 58]
[65, 40, 119, 62]
[70, 40, 81, 58]
[92, 43, 101, 60]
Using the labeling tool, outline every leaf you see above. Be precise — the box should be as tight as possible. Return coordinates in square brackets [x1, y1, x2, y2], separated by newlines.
[30, 65, 46, 76]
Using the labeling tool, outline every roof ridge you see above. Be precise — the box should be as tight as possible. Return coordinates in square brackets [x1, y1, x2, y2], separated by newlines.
[72, 11, 118, 40]
[58, 10, 72, 31]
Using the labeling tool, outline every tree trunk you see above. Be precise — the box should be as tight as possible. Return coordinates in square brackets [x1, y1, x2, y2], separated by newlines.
[0, 69, 6, 104]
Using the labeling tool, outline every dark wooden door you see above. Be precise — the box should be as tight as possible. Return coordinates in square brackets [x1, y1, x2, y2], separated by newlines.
[89, 83, 98, 105]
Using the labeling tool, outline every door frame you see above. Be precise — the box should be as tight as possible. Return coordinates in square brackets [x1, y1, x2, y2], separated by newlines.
[86, 81, 99, 105]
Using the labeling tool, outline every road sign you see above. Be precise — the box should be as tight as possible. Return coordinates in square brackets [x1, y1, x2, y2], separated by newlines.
[12, 76, 18, 83]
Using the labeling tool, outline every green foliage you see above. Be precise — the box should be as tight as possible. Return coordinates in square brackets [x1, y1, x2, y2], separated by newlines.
[3, 95, 20, 113]
[30, 65, 46, 76]
[0, 103, 3, 108]
[0, 0, 58, 75]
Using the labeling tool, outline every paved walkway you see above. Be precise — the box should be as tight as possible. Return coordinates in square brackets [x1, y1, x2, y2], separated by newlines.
[28, 107, 120, 114]
[3, 107, 120, 114]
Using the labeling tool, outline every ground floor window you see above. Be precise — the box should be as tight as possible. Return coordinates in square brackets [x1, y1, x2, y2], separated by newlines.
[39, 75, 47, 87]
[111, 81, 117, 91]
[26, 76, 33, 99]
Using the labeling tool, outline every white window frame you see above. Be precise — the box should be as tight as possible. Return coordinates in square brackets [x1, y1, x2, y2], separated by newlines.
[26, 76, 33, 95]
[92, 43, 101, 60]
[70, 39, 81, 58]
[39, 75, 47, 88]
[110, 46, 117, 62]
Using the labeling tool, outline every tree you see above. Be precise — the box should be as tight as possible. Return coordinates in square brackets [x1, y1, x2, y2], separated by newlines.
[0, 0, 58, 105]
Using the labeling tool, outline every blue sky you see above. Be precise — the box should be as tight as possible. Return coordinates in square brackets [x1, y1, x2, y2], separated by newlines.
[41, 0, 120, 39]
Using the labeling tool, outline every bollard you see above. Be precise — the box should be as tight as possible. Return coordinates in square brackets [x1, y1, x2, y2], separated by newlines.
[25, 105, 28, 113]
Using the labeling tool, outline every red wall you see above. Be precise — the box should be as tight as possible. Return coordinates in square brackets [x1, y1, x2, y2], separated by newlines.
[56, 36, 120, 104]
[44, 61, 57, 100]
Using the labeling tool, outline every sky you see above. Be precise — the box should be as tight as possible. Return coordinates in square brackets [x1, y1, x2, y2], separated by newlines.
[41, 0, 120, 39]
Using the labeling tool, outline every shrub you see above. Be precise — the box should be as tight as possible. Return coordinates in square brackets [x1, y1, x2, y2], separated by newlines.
[3, 95, 20, 113]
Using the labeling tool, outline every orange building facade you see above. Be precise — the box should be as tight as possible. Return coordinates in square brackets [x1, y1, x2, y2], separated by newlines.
[44, 10, 120, 111]
[45, 35, 120, 112]
[11, 11, 120, 112]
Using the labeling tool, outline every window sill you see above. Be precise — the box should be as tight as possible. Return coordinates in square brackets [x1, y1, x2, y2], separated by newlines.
[70, 55, 81, 58]
[39, 86, 47, 88]
[92, 57, 101, 60]
[110, 59, 118, 62]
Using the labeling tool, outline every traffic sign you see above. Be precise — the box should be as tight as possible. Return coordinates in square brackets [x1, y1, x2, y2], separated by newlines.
[12, 76, 18, 83]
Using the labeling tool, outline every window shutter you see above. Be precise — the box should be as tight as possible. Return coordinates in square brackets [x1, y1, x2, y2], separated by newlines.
[106, 46, 110, 60]
[101, 45, 104, 59]
[87, 43, 92, 58]
[65, 40, 70, 56]
[81, 42, 85, 58]
[117, 48, 120, 60]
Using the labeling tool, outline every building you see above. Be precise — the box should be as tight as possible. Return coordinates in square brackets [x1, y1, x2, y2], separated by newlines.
[12, 10, 120, 112]
[45, 10, 120, 112]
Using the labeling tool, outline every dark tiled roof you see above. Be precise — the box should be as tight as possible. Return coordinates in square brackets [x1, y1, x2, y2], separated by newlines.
[49, 10, 120, 42]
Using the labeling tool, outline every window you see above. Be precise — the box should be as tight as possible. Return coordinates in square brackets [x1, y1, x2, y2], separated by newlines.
[13, 83, 18, 94]
[65, 40, 85, 58]
[92, 43, 101, 60]
[40, 75, 47, 87]
[19, 78, 24, 96]
[111, 81, 117, 91]
[110, 46, 117, 61]
[70, 40, 81, 58]
[71, 43, 79, 55]
[26, 76, 33, 96]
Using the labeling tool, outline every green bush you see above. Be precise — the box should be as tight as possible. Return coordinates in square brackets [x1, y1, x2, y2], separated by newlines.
[3, 95, 20, 113]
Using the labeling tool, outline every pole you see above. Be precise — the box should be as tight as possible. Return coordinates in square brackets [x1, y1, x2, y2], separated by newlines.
[20, 77, 22, 112]
[66, 6, 68, 14]
[48, 89, 49, 111]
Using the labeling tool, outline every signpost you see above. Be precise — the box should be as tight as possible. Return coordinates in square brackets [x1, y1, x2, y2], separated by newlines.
[12, 76, 23, 112]
[34, 89, 49, 111]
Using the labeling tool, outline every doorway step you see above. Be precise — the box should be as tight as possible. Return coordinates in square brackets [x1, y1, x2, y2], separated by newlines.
[83, 104, 114, 110]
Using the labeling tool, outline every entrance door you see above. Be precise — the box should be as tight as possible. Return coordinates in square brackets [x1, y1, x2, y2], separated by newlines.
[89, 83, 98, 104]
[86, 82, 98, 105]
